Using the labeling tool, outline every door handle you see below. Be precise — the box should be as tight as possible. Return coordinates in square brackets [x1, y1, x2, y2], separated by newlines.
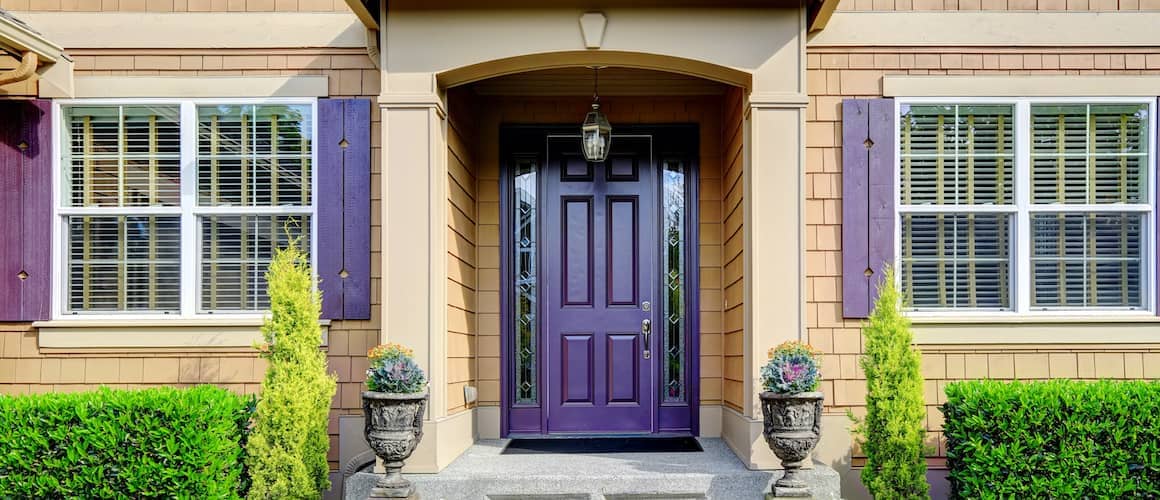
[641, 318, 652, 359]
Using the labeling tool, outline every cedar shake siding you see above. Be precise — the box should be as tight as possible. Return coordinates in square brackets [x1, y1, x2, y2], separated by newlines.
[806, 47, 1160, 467]
[0, 45, 382, 472]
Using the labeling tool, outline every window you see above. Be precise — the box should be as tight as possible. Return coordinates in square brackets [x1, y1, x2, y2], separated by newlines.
[897, 99, 1154, 314]
[56, 100, 316, 317]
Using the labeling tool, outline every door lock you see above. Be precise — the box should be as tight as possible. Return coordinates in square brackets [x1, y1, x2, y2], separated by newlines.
[641, 318, 652, 359]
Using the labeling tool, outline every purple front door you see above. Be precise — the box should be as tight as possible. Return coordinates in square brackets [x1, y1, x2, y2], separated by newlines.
[543, 135, 656, 433]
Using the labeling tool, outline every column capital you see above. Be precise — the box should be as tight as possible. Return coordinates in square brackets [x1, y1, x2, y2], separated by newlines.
[378, 92, 447, 117]
[747, 92, 809, 110]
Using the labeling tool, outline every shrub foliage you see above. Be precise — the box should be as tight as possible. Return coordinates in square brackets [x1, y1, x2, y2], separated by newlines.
[855, 267, 929, 499]
[245, 240, 337, 499]
[944, 379, 1160, 499]
[0, 385, 251, 498]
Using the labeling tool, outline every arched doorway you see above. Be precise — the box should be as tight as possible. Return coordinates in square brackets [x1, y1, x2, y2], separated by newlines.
[440, 64, 748, 437]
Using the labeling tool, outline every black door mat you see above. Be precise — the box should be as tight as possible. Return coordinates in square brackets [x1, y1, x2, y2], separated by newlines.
[501, 437, 703, 454]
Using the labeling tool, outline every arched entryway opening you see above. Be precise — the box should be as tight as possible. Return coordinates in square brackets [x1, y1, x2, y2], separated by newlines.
[436, 58, 750, 438]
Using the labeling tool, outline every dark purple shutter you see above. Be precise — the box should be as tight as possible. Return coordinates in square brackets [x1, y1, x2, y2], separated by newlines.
[842, 98, 895, 318]
[0, 100, 52, 321]
[317, 98, 372, 320]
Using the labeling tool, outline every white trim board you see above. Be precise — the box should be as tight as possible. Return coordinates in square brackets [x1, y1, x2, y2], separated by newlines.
[808, 12, 1160, 47]
[885, 76, 1160, 98]
[73, 76, 329, 98]
[13, 12, 366, 49]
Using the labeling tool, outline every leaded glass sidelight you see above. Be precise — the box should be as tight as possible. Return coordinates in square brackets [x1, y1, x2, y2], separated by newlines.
[513, 158, 538, 405]
[662, 159, 687, 403]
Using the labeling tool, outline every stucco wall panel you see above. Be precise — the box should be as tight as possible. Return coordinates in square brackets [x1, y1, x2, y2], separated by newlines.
[385, 8, 800, 95]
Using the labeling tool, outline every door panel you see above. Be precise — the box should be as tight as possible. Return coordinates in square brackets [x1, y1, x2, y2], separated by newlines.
[606, 196, 639, 307]
[606, 334, 640, 404]
[562, 197, 594, 306]
[561, 333, 594, 404]
[544, 135, 655, 433]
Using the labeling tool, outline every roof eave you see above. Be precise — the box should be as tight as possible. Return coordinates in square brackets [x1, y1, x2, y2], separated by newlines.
[807, 0, 840, 33]
[0, 12, 67, 65]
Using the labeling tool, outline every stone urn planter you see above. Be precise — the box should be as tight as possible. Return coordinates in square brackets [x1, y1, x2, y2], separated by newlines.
[362, 390, 428, 498]
[760, 391, 824, 498]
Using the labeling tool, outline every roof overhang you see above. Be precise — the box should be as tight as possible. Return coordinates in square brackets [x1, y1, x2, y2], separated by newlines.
[0, 10, 74, 97]
[806, 0, 839, 32]
[344, 0, 838, 32]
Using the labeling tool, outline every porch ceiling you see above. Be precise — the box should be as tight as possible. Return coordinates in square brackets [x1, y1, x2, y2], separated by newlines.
[466, 67, 730, 97]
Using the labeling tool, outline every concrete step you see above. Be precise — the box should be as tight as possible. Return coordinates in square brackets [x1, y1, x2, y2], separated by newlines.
[344, 438, 841, 500]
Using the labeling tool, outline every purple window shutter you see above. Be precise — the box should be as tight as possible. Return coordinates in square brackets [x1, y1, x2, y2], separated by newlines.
[0, 100, 52, 321]
[842, 98, 895, 318]
[317, 98, 372, 320]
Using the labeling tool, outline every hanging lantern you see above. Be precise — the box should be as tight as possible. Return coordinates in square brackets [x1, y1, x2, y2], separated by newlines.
[580, 67, 612, 162]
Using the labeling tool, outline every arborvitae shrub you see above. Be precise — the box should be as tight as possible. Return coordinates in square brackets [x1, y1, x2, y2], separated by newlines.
[0, 385, 251, 498]
[245, 240, 337, 499]
[855, 267, 929, 499]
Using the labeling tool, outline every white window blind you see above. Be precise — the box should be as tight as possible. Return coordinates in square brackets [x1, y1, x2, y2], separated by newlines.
[196, 105, 312, 313]
[57, 100, 316, 317]
[62, 105, 182, 313]
[1029, 103, 1150, 310]
[899, 104, 1015, 311]
[897, 99, 1154, 314]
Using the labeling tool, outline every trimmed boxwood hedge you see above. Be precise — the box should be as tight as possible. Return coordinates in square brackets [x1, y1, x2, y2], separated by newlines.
[0, 385, 253, 498]
[943, 379, 1160, 499]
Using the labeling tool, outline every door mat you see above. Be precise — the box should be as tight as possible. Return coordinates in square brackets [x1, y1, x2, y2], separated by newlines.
[501, 437, 703, 454]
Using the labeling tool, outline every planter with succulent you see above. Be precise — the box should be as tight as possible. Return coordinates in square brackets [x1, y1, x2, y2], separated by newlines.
[362, 343, 428, 498]
[759, 341, 824, 498]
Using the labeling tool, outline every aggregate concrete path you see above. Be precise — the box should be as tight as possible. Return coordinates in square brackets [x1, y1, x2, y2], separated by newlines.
[345, 438, 841, 500]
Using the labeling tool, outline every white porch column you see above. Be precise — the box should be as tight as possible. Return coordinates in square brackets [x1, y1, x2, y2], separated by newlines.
[380, 71, 451, 472]
[720, 8, 809, 470]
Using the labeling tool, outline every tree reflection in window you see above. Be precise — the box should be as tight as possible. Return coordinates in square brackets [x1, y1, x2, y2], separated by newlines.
[662, 160, 687, 403]
[514, 158, 538, 405]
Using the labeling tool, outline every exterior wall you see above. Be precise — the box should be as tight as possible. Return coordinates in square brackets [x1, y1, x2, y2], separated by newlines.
[466, 93, 731, 419]
[836, 0, 1151, 10]
[803, 43, 1160, 477]
[0, 8, 380, 474]
[0, 0, 347, 11]
[721, 86, 746, 412]
[446, 87, 478, 415]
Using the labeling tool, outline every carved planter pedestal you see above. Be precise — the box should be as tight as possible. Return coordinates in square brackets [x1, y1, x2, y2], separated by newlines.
[760, 391, 824, 498]
[362, 391, 428, 498]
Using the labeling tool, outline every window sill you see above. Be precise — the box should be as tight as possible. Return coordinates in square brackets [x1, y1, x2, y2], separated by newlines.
[33, 319, 330, 352]
[909, 315, 1160, 345]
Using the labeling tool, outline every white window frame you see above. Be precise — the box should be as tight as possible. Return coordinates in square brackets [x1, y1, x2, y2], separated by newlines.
[50, 98, 319, 321]
[895, 96, 1157, 318]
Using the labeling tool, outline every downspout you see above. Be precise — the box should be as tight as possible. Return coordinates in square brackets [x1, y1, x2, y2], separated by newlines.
[0, 51, 38, 85]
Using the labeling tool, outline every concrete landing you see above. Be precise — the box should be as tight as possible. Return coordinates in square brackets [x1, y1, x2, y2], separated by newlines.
[344, 438, 841, 500]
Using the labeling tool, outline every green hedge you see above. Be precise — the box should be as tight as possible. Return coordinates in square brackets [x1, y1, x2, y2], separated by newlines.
[0, 385, 253, 498]
[943, 379, 1160, 499]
